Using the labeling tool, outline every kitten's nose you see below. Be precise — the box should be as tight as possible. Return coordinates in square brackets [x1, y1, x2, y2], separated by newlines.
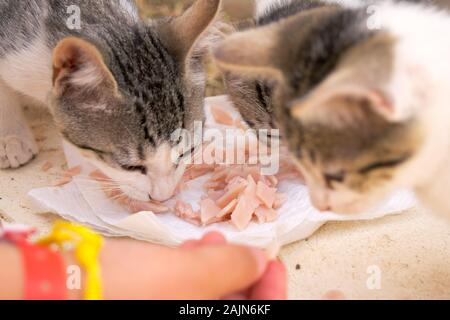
[316, 204, 331, 212]
[149, 180, 177, 202]
[310, 192, 330, 212]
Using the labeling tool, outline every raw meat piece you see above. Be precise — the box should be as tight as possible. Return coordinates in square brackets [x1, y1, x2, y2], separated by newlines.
[41, 161, 53, 172]
[175, 201, 199, 220]
[52, 166, 82, 187]
[225, 167, 245, 183]
[243, 175, 259, 203]
[217, 198, 238, 218]
[255, 206, 279, 224]
[64, 165, 82, 177]
[185, 164, 216, 180]
[256, 181, 277, 209]
[243, 165, 261, 182]
[266, 176, 279, 187]
[209, 168, 228, 182]
[273, 194, 287, 209]
[203, 180, 227, 191]
[207, 189, 225, 201]
[211, 105, 235, 126]
[216, 178, 248, 208]
[231, 193, 260, 231]
[52, 176, 73, 187]
[200, 199, 222, 225]
[89, 170, 110, 182]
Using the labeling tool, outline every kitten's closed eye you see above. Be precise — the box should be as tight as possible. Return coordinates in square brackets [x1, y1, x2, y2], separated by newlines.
[358, 156, 410, 175]
[120, 165, 148, 175]
[323, 155, 410, 187]
[324, 172, 346, 188]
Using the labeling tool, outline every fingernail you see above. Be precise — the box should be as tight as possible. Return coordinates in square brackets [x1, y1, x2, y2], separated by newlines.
[250, 248, 268, 275]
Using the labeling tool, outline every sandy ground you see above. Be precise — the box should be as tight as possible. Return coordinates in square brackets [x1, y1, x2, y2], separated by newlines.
[1, 105, 449, 300]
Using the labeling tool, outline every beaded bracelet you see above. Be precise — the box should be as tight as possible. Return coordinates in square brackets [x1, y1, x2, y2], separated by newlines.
[1, 223, 66, 300]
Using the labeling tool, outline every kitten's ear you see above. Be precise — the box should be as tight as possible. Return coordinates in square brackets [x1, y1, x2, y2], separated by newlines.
[213, 25, 284, 81]
[52, 37, 117, 93]
[292, 32, 399, 125]
[161, 0, 221, 61]
[291, 69, 395, 126]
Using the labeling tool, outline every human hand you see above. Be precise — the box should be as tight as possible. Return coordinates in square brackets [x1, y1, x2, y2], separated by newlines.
[73, 232, 286, 300]
[182, 232, 287, 300]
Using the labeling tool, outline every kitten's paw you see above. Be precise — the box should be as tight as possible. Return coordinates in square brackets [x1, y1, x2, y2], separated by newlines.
[0, 135, 39, 169]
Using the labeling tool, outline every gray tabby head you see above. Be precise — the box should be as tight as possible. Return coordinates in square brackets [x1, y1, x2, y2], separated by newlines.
[214, 6, 424, 214]
[51, 0, 221, 202]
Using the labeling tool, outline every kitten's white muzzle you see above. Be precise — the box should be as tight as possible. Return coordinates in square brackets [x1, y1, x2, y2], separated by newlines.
[147, 162, 186, 202]
[149, 178, 179, 202]
[308, 182, 382, 214]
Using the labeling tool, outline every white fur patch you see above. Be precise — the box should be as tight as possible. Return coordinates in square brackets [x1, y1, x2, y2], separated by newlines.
[321, 0, 364, 9]
[255, 0, 362, 18]
[375, 2, 450, 216]
[379, 2, 450, 121]
[80, 103, 109, 112]
[255, 0, 293, 18]
[119, 0, 139, 19]
[0, 34, 52, 104]
[70, 63, 105, 88]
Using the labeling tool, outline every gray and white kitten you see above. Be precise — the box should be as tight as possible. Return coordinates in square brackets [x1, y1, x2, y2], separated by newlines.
[215, 0, 450, 217]
[219, 0, 341, 133]
[0, 0, 221, 202]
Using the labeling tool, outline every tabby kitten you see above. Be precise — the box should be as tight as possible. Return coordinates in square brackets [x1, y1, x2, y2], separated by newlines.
[0, 0, 221, 201]
[220, 0, 355, 133]
[214, 0, 450, 217]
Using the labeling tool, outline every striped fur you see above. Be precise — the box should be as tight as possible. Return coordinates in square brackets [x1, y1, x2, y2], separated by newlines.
[215, 0, 450, 216]
[0, 0, 221, 201]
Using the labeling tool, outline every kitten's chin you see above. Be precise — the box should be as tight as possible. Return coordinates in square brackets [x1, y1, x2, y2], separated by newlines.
[326, 192, 388, 215]
[328, 203, 374, 215]
[147, 173, 184, 202]
[149, 186, 177, 202]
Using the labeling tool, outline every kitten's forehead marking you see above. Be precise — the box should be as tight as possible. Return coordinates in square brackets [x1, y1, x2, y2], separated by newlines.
[118, 0, 139, 18]
[101, 27, 188, 147]
[145, 143, 175, 175]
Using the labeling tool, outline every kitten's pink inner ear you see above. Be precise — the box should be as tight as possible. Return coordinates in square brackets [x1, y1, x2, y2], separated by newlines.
[52, 37, 116, 90]
[367, 89, 394, 117]
[292, 80, 394, 122]
[339, 85, 395, 120]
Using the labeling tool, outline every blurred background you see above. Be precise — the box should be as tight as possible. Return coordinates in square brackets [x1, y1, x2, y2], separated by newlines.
[134, 0, 450, 97]
[136, 0, 254, 19]
[136, 0, 256, 96]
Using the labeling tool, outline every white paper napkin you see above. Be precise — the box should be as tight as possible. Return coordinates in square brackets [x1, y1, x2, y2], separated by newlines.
[28, 96, 417, 248]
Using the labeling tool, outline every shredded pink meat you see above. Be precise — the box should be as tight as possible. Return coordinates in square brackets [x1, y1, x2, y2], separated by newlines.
[175, 169, 288, 229]
[41, 161, 53, 172]
[77, 105, 302, 229]
[211, 105, 235, 126]
[52, 176, 73, 187]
